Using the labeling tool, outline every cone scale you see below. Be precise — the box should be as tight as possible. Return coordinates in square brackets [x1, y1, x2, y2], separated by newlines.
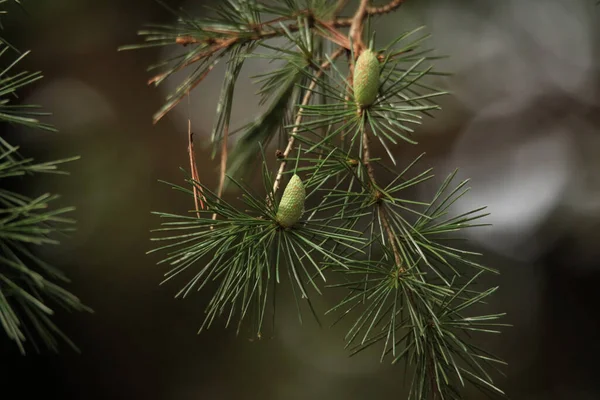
[276, 174, 305, 228]
[353, 49, 380, 107]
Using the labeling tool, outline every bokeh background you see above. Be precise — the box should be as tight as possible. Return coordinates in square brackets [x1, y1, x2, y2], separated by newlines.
[2, 0, 600, 399]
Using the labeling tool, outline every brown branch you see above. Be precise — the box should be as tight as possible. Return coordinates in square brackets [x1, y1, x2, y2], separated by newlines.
[271, 47, 346, 196]
[152, 38, 235, 86]
[151, 61, 218, 124]
[164, 1, 406, 125]
[174, 21, 316, 47]
[366, 129, 439, 398]
[188, 124, 205, 217]
[365, 124, 439, 397]
[174, 0, 406, 47]
[380, 204, 403, 271]
[212, 121, 229, 222]
[173, 0, 407, 215]
[427, 342, 441, 399]
[348, 0, 369, 55]
[361, 127, 403, 270]
[335, 0, 406, 27]
[348, 6, 440, 396]
[316, 20, 351, 50]
[367, 0, 405, 15]
[347, 0, 403, 269]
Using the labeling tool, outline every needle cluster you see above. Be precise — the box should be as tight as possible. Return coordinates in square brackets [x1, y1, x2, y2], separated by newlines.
[0, 0, 89, 354]
[128, 1, 507, 398]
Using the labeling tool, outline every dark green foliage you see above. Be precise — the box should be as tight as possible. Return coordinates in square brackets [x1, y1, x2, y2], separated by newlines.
[0, 3, 88, 354]
[0, 139, 89, 353]
[129, 1, 507, 398]
[150, 162, 364, 336]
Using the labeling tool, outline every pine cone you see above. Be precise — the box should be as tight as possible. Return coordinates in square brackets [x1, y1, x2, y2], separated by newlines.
[353, 49, 380, 107]
[276, 174, 305, 228]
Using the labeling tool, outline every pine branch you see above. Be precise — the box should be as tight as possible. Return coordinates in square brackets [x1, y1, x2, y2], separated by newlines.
[172, 0, 406, 46]
[120, 0, 407, 124]
[271, 46, 345, 196]
[348, 0, 369, 55]
[367, 0, 405, 15]
[150, 166, 366, 337]
[0, 139, 89, 353]
[135, 2, 507, 398]
[354, 32, 443, 397]
[0, 1, 88, 354]
[318, 2, 505, 398]
[360, 123, 402, 269]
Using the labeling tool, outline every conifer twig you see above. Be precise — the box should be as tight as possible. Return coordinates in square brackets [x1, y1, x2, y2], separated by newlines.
[363, 124, 438, 398]
[140, 2, 507, 397]
[316, 20, 352, 50]
[174, 0, 407, 47]
[156, 1, 406, 125]
[271, 47, 345, 195]
[212, 120, 229, 221]
[361, 125, 403, 270]
[336, 0, 406, 25]
[366, 0, 405, 15]
[188, 121, 204, 216]
[352, 0, 402, 269]
[349, 0, 369, 55]
[350, 5, 442, 394]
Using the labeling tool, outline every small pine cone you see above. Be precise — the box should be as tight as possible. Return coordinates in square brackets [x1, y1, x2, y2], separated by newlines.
[276, 174, 306, 228]
[353, 49, 380, 107]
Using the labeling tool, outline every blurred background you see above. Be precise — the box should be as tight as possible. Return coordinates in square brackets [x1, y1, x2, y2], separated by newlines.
[1, 0, 600, 399]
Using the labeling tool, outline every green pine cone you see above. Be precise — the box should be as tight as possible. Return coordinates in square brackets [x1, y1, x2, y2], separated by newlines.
[353, 49, 380, 107]
[276, 174, 305, 228]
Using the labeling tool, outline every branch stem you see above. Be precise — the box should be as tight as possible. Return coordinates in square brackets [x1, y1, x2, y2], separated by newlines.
[175, 0, 406, 47]
[188, 128, 204, 215]
[271, 47, 345, 195]
[367, 0, 405, 15]
[361, 125, 403, 270]
[348, 0, 369, 55]
[363, 120, 439, 399]
[167, 1, 406, 124]
[212, 120, 229, 222]
[351, 5, 439, 395]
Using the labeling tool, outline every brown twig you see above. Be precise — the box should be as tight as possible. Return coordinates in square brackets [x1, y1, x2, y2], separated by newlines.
[151, 61, 218, 124]
[367, 0, 405, 15]
[165, 1, 405, 125]
[365, 118, 440, 397]
[174, 0, 406, 47]
[174, 21, 321, 47]
[212, 121, 229, 222]
[366, 130, 440, 397]
[316, 20, 352, 50]
[188, 122, 205, 217]
[152, 38, 235, 85]
[428, 356, 440, 399]
[335, 0, 406, 28]
[348, 0, 369, 56]
[271, 47, 346, 196]
[361, 126, 403, 270]
[348, 4, 440, 396]
[346, 0, 403, 270]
